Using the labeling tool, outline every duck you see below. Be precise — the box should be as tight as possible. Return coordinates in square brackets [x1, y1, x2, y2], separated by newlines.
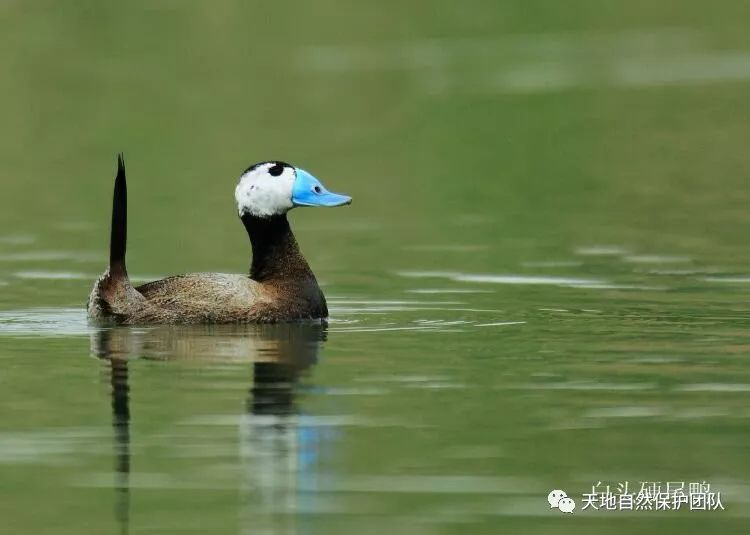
[87, 155, 351, 324]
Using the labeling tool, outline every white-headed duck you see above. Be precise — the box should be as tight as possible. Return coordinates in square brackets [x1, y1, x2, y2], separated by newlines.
[87, 155, 351, 324]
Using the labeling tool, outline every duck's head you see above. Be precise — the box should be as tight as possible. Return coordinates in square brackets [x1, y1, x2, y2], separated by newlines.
[235, 161, 351, 218]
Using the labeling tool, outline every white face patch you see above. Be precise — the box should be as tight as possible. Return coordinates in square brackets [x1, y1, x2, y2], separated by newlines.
[234, 162, 296, 218]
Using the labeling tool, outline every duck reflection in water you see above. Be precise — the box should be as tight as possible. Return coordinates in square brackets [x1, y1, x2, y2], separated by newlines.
[91, 322, 327, 535]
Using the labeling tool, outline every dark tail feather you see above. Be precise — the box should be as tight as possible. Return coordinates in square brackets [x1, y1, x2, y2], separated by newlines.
[109, 154, 128, 278]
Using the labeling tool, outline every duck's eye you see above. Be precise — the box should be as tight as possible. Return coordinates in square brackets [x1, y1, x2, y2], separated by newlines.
[268, 164, 284, 177]
[313, 185, 322, 194]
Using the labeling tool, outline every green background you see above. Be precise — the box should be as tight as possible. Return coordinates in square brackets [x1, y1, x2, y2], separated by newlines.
[1, 1, 749, 533]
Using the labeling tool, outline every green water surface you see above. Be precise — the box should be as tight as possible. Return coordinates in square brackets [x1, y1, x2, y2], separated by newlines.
[1, 2, 750, 534]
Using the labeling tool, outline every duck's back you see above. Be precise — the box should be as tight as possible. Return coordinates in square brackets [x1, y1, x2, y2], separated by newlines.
[135, 273, 267, 322]
[136, 273, 327, 324]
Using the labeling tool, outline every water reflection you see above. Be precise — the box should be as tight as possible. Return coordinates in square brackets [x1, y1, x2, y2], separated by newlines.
[110, 357, 129, 535]
[92, 323, 326, 535]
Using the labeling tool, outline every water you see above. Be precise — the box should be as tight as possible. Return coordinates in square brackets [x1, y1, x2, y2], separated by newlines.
[2, 2, 750, 533]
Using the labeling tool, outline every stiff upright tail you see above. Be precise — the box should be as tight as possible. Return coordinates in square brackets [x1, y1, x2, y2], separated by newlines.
[109, 154, 128, 279]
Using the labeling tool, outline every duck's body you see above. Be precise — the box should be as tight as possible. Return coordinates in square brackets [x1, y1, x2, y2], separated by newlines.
[87, 156, 349, 325]
[90, 271, 326, 324]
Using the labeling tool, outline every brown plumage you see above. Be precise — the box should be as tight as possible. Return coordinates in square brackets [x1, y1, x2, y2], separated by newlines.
[87, 156, 345, 325]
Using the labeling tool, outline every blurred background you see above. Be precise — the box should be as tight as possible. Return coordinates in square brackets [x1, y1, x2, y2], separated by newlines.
[1, 1, 750, 534]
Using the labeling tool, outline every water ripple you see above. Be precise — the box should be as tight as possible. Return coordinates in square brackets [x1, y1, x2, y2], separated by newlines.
[0, 308, 91, 336]
[398, 270, 604, 287]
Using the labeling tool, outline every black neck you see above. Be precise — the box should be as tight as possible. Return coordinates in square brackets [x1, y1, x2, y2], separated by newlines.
[241, 213, 315, 283]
